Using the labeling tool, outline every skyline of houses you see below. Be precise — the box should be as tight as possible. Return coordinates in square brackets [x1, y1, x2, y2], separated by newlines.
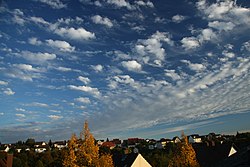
[1, 131, 250, 167]
[1, 131, 249, 154]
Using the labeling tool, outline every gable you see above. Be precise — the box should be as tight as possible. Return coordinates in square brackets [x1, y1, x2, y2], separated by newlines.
[228, 146, 237, 157]
[131, 154, 152, 167]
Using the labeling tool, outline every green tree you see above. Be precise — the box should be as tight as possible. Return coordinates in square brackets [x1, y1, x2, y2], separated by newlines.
[168, 133, 199, 167]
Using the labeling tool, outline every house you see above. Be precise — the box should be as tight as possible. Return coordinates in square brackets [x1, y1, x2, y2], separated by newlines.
[34, 141, 47, 148]
[127, 138, 144, 148]
[53, 141, 67, 150]
[0, 145, 10, 153]
[112, 139, 122, 147]
[97, 140, 104, 146]
[34, 142, 49, 153]
[121, 153, 152, 167]
[35, 146, 48, 153]
[188, 135, 202, 143]
[156, 138, 172, 149]
[172, 136, 181, 143]
[102, 141, 116, 150]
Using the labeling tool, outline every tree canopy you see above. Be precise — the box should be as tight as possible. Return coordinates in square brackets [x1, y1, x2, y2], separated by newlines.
[63, 121, 114, 167]
[168, 133, 200, 167]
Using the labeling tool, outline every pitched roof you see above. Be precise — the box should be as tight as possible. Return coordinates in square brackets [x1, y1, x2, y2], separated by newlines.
[121, 153, 152, 167]
[102, 141, 116, 148]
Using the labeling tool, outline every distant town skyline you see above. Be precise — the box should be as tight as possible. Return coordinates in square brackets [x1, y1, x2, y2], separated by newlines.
[0, 0, 250, 143]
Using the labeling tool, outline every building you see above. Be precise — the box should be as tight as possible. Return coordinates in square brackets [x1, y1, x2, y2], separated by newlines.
[121, 153, 152, 167]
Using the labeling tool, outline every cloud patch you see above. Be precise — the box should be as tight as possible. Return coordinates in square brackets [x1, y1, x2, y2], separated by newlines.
[121, 60, 142, 72]
[91, 15, 113, 28]
[3, 88, 15, 95]
[46, 39, 75, 52]
[37, 0, 67, 9]
[54, 27, 95, 41]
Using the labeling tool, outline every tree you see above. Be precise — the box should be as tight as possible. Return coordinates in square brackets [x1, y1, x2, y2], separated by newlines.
[77, 121, 99, 166]
[36, 160, 44, 167]
[63, 121, 114, 167]
[168, 133, 200, 167]
[63, 134, 79, 167]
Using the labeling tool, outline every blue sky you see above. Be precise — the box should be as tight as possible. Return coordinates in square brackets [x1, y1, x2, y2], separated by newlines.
[0, 0, 250, 143]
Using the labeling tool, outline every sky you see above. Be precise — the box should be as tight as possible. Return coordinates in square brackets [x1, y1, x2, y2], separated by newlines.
[0, 0, 250, 143]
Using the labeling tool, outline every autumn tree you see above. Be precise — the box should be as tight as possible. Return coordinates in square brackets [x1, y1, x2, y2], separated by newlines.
[63, 134, 79, 167]
[168, 133, 200, 167]
[63, 121, 114, 167]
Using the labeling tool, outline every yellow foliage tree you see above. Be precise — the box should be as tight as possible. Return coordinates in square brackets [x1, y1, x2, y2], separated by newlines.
[63, 133, 79, 167]
[168, 133, 200, 167]
[63, 121, 114, 167]
[77, 121, 100, 166]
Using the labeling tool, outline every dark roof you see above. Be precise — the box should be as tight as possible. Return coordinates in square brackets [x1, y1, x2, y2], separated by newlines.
[213, 145, 250, 167]
[121, 153, 138, 167]
[193, 143, 232, 167]
[193, 141, 250, 167]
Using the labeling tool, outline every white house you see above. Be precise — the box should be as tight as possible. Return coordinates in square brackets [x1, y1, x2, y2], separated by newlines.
[35, 147, 47, 153]
[188, 135, 202, 143]
[0, 145, 10, 152]
[53, 141, 67, 150]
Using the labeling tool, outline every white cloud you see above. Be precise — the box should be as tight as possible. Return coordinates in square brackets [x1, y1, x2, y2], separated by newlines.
[199, 28, 217, 42]
[30, 16, 50, 25]
[0, 81, 8, 86]
[3, 88, 15, 95]
[172, 14, 186, 23]
[135, 31, 173, 65]
[196, 0, 250, 29]
[11, 9, 25, 25]
[28, 37, 42, 45]
[208, 21, 235, 31]
[189, 63, 205, 72]
[241, 41, 250, 52]
[69, 85, 101, 97]
[16, 108, 26, 112]
[13, 64, 43, 72]
[54, 27, 95, 41]
[222, 51, 235, 58]
[37, 0, 67, 9]
[46, 39, 75, 52]
[54, 66, 73, 72]
[21, 51, 56, 64]
[57, 17, 84, 25]
[75, 97, 91, 104]
[181, 37, 200, 50]
[78, 76, 90, 84]
[121, 60, 142, 72]
[23, 102, 49, 107]
[165, 70, 181, 81]
[92, 64, 103, 72]
[181, 60, 205, 72]
[16, 113, 25, 117]
[91, 15, 113, 28]
[5, 64, 44, 82]
[106, 0, 133, 10]
[135, 1, 154, 8]
[48, 115, 63, 120]
[110, 75, 141, 89]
